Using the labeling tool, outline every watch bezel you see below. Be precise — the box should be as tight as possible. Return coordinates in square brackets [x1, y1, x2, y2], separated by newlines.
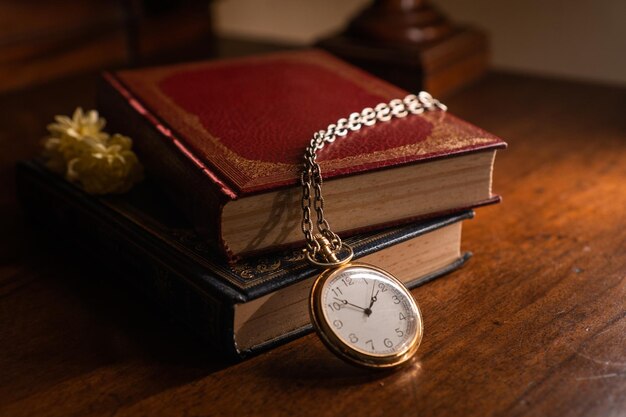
[309, 262, 423, 369]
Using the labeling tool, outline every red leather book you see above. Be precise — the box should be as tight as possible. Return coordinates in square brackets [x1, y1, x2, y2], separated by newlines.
[98, 49, 506, 260]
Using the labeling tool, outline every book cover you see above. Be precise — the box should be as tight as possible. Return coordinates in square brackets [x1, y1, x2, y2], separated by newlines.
[17, 160, 473, 359]
[97, 49, 505, 259]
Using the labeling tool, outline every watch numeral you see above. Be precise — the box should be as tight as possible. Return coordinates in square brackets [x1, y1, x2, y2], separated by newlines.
[349, 333, 359, 343]
[384, 338, 393, 348]
[341, 277, 353, 287]
[399, 312, 406, 320]
[331, 287, 343, 297]
[365, 339, 375, 351]
[395, 328, 404, 337]
[328, 302, 342, 311]
[378, 283, 387, 292]
[333, 320, 343, 329]
[392, 295, 400, 304]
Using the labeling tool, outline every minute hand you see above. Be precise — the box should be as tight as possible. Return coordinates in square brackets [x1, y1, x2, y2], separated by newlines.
[334, 298, 368, 312]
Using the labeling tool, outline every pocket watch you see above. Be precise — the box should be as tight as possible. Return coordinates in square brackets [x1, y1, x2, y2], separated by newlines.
[309, 239, 423, 368]
[301, 92, 447, 369]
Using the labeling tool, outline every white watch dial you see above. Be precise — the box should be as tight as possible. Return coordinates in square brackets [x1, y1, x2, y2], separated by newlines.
[320, 266, 420, 357]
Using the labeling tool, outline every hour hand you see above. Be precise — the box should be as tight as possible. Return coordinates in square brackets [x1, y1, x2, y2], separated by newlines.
[368, 289, 380, 309]
[334, 297, 368, 312]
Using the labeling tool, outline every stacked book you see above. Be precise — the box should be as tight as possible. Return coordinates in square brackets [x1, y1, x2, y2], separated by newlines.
[17, 50, 505, 358]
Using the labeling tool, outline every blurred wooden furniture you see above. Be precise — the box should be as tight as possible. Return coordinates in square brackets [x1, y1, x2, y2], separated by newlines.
[318, 0, 488, 96]
[0, 0, 213, 93]
[0, 38, 625, 417]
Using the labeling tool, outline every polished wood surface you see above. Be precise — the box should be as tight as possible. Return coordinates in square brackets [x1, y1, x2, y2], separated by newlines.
[0, 0, 213, 93]
[1, 42, 625, 416]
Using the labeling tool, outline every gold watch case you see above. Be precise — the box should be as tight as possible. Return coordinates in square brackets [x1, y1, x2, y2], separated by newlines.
[309, 262, 423, 369]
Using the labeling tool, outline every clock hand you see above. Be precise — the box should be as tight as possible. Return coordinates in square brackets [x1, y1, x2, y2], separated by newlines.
[333, 297, 368, 312]
[368, 289, 380, 309]
[364, 288, 380, 317]
[364, 282, 375, 316]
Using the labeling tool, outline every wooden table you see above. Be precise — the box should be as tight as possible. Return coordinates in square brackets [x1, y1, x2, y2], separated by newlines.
[1, 42, 625, 417]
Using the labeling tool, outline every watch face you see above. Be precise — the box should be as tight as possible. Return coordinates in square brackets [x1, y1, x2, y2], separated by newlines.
[310, 263, 423, 368]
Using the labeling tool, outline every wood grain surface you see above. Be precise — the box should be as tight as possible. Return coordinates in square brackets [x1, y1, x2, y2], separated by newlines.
[0, 42, 625, 417]
[0, 0, 214, 94]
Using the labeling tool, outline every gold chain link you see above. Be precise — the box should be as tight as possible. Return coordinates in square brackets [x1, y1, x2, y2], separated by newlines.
[301, 92, 447, 259]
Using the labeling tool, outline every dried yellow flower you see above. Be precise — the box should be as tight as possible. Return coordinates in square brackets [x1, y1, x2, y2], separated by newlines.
[66, 134, 144, 194]
[47, 107, 108, 142]
[42, 108, 143, 194]
[43, 108, 109, 172]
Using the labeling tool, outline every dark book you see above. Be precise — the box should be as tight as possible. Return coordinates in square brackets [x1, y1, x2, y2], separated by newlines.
[98, 49, 505, 260]
[17, 160, 473, 359]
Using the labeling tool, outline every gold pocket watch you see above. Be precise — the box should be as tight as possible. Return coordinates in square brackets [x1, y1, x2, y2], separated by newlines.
[300, 92, 446, 369]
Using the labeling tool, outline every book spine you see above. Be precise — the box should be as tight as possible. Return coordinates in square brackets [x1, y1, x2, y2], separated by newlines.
[16, 163, 243, 359]
[96, 74, 238, 261]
